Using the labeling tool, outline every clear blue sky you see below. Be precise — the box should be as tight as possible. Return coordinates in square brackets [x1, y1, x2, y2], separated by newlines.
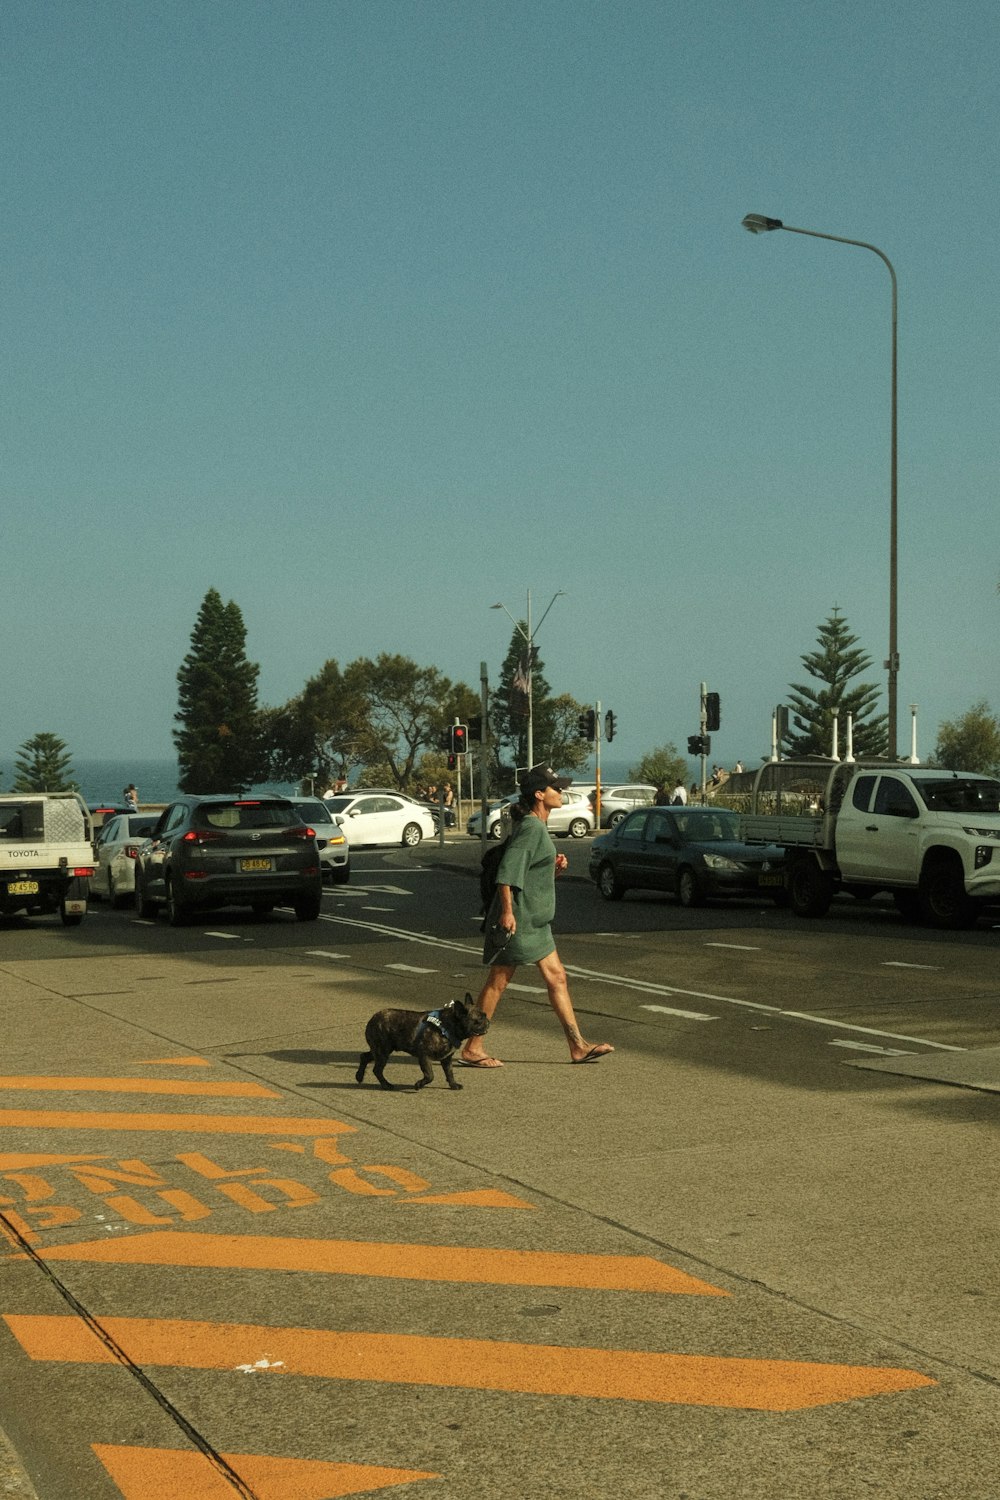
[3, 0, 997, 771]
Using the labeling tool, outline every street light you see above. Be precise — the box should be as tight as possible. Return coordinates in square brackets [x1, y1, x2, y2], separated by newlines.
[742, 213, 899, 759]
[490, 589, 565, 768]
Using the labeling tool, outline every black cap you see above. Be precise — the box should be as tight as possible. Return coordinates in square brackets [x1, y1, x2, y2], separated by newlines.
[519, 764, 572, 796]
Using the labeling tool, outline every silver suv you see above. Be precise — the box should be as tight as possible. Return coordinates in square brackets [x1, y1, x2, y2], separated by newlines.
[576, 783, 657, 828]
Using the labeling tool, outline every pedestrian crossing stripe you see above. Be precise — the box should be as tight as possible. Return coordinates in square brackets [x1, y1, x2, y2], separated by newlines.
[27, 1229, 728, 1295]
[7, 1314, 935, 1411]
[0, 1076, 280, 1099]
[92, 1443, 438, 1498]
[0, 1109, 356, 1137]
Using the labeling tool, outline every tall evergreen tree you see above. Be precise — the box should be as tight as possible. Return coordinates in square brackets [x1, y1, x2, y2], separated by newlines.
[12, 733, 79, 792]
[785, 607, 888, 757]
[174, 589, 261, 792]
[489, 625, 588, 783]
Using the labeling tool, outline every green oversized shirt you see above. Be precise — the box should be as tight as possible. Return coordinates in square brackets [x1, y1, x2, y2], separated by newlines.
[482, 813, 557, 966]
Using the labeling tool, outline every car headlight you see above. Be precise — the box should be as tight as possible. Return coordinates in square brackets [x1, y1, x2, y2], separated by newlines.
[701, 854, 742, 872]
[964, 826, 1000, 839]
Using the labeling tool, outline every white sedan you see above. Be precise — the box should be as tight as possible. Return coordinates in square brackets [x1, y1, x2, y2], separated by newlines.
[323, 793, 436, 848]
[91, 812, 159, 907]
[467, 788, 595, 840]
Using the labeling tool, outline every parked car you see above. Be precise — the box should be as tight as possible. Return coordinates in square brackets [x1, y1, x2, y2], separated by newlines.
[91, 811, 160, 907]
[322, 793, 436, 848]
[329, 788, 440, 826]
[576, 784, 658, 828]
[134, 795, 323, 925]
[589, 805, 787, 907]
[467, 789, 595, 840]
[287, 796, 350, 884]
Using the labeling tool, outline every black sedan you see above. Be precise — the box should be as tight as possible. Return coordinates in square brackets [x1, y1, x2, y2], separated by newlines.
[588, 805, 787, 907]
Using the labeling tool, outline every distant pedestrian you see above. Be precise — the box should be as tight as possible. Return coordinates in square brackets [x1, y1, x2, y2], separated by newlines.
[653, 784, 670, 805]
[734, 760, 744, 774]
[461, 765, 615, 1069]
[671, 780, 687, 805]
[123, 784, 138, 811]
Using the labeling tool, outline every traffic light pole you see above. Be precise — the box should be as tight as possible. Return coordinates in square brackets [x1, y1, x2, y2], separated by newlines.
[479, 662, 490, 857]
[594, 699, 602, 828]
[700, 681, 708, 798]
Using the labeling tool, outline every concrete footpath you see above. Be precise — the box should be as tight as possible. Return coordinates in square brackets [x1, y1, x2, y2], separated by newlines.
[3, 866, 1000, 1497]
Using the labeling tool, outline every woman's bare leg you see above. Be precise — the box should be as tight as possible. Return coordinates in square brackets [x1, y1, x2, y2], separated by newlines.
[461, 963, 517, 1066]
[536, 951, 614, 1062]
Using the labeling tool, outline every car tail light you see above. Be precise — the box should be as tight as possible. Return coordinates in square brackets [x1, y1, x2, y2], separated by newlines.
[74, 867, 95, 877]
[183, 829, 224, 843]
[289, 825, 316, 839]
[124, 845, 139, 859]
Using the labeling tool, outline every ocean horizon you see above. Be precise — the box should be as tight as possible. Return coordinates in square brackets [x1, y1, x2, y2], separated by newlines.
[1, 753, 640, 807]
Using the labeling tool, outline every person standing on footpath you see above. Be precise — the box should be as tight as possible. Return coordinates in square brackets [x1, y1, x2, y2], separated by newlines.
[123, 784, 138, 811]
[460, 764, 615, 1069]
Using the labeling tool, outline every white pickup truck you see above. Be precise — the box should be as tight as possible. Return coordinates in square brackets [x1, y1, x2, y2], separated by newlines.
[739, 758, 1000, 928]
[0, 791, 95, 926]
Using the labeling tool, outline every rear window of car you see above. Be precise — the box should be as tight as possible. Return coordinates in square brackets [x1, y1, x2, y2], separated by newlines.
[126, 815, 156, 836]
[195, 801, 296, 830]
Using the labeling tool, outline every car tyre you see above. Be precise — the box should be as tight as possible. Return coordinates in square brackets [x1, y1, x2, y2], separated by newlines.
[488, 821, 506, 840]
[608, 810, 626, 829]
[568, 818, 590, 839]
[294, 895, 322, 921]
[166, 876, 190, 927]
[331, 868, 350, 885]
[892, 890, 922, 922]
[918, 855, 976, 929]
[401, 822, 423, 847]
[135, 873, 158, 919]
[677, 867, 706, 908]
[597, 862, 624, 901]
[788, 857, 834, 918]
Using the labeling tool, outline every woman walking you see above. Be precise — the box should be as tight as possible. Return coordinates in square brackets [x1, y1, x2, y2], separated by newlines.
[461, 765, 615, 1069]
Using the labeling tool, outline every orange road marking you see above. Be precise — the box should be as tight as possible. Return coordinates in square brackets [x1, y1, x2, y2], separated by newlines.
[0, 1110, 355, 1137]
[6, 1314, 935, 1411]
[0, 1154, 107, 1169]
[136, 1056, 213, 1066]
[92, 1443, 438, 1498]
[402, 1189, 535, 1209]
[0, 1077, 279, 1099]
[31, 1229, 728, 1295]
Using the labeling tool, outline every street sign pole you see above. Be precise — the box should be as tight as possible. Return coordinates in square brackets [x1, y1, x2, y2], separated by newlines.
[595, 699, 602, 828]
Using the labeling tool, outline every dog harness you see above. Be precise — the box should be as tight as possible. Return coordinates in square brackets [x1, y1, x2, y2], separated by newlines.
[414, 1007, 462, 1050]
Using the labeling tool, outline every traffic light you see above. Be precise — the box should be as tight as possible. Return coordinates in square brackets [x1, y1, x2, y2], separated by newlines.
[577, 708, 596, 741]
[705, 692, 720, 732]
[447, 753, 457, 770]
[449, 724, 468, 755]
[687, 734, 711, 756]
[604, 710, 617, 742]
[467, 715, 483, 742]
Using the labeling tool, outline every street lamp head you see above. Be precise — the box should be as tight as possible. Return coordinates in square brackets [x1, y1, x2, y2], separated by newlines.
[742, 213, 784, 234]
[490, 603, 503, 609]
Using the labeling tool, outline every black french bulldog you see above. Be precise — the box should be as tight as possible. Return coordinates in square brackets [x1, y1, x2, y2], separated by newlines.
[356, 993, 489, 1092]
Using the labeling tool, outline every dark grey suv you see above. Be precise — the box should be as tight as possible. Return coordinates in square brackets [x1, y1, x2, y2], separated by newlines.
[134, 795, 323, 926]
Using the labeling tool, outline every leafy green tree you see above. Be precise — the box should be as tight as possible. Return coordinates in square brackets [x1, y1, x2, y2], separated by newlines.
[490, 625, 589, 782]
[629, 743, 687, 791]
[341, 654, 479, 791]
[260, 660, 368, 790]
[785, 608, 888, 757]
[933, 700, 1000, 775]
[174, 589, 262, 793]
[12, 733, 79, 792]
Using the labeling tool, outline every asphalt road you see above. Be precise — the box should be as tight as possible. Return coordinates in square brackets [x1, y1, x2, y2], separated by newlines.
[2, 839, 999, 1499]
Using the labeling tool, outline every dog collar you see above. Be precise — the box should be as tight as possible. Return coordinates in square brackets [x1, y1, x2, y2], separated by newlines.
[417, 1007, 461, 1049]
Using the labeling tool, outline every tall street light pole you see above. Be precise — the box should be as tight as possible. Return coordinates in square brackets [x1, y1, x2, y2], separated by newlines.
[741, 213, 899, 759]
[490, 589, 565, 769]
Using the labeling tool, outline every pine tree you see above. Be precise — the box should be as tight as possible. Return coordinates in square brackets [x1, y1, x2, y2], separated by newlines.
[785, 608, 888, 757]
[174, 590, 261, 792]
[12, 733, 79, 792]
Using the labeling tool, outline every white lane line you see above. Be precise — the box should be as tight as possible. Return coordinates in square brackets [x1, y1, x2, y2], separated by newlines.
[642, 1004, 718, 1021]
[387, 963, 437, 974]
[830, 1040, 912, 1056]
[362, 905, 395, 912]
[882, 961, 940, 970]
[306, 950, 351, 960]
[205, 932, 242, 941]
[506, 983, 547, 994]
[317, 913, 965, 1053]
[705, 942, 761, 951]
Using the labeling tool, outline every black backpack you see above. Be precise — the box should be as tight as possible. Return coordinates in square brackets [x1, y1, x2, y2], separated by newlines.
[479, 837, 510, 928]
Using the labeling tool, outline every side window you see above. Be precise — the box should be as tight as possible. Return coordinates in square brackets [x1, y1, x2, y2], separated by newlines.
[874, 778, 919, 818]
[618, 813, 646, 842]
[646, 812, 673, 843]
[851, 776, 877, 812]
[356, 799, 380, 816]
[164, 804, 188, 834]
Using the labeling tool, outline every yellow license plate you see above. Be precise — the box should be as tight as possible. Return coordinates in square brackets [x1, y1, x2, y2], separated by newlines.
[7, 880, 40, 896]
[240, 857, 274, 872]
[758, 872, 785, 887]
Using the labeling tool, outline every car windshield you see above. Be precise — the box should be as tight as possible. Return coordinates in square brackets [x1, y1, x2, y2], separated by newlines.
[325, 797, 352, 813]
[194, 800, 296, 830]
[915, 778, 1000, 814]
[674, 810, 740, 842]
[295, 801, 334, 823]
